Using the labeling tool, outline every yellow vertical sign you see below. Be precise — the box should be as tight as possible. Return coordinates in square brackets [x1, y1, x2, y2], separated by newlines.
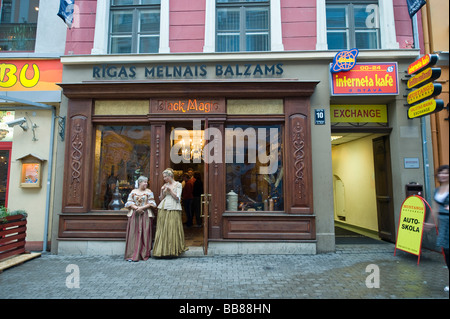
[395, 196, 426, 263]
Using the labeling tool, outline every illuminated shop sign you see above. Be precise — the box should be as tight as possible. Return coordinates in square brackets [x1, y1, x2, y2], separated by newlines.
[150, 98, 225, 114]
[406, 54, 444, 119]
[330, 105, 387, 123]
[407, 82, 442, 105]
[407, 99, 444, 119]
[0, 60, 62, 91]
[92, 63, 284, 80]
[407, 54, 438, 75]
[330, 63, 398, 96]
[406, 67, 441, 89]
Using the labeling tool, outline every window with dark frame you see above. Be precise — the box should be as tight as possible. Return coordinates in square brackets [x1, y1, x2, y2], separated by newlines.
[109, 0, 160, 54]
[225, 124, 284, 212]
[92, 125, 151, 210]
[0, 0, 39, 52]
[216, 0, 270, 52]
[326, 0, 380, 50]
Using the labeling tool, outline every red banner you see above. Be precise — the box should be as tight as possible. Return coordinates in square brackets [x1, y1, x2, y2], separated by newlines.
[331, 63, 398, 96]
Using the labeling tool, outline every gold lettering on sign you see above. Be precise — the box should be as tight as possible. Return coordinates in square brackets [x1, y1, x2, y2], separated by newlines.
[153, 98, 222, 114]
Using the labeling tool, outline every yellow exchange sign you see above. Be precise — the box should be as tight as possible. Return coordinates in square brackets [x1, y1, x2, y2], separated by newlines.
[408, 99, 444, 119]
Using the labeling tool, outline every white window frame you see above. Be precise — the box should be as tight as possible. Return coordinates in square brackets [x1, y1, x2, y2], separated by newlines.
[316, 0, 399, 50]
[92, 0, 170, 54]
[204, 0, 283, 53]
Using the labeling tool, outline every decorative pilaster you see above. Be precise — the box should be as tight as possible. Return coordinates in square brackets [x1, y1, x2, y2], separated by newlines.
[62, 99, 93, 212]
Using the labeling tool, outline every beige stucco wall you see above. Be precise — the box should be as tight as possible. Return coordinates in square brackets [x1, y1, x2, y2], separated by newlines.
[8, 109, 54, 246]
[332, 136, 379, 232]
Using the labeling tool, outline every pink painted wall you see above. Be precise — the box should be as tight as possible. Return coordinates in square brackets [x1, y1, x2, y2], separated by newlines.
[169, 0, 206, 52]
[64, 0, 96, 55]
[393, 0, 424, 51]
[64, 0, 421, 55]
[281, 0, 316, 50]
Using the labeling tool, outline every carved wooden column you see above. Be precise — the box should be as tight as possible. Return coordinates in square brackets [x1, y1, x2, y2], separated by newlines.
[206, 120, 225, 239]
[285, 97, 313, 215]
[150, 122, 166, 197]
[62, 99, 93, 213]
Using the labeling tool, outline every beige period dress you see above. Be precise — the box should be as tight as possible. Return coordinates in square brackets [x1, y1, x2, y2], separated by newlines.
[152, 181, 188, 257]
[124, 189, 156, 261]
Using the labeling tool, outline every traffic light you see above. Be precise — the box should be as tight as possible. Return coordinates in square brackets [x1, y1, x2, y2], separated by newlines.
[405, 54, 444, 119]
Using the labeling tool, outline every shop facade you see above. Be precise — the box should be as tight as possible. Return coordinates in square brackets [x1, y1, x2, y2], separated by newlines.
[54, 50, 427, 255]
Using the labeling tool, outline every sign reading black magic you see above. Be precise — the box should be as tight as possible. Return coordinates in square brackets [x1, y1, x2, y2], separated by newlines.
[92, 63, 284, 80]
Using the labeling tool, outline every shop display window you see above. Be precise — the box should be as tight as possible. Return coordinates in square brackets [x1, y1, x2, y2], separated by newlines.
[92, 126, 151, 210]
[225, 124, 283, 211]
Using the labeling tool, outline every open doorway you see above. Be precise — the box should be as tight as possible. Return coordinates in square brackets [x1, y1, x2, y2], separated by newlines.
[331, 132, 395, 243]
[169, 123, 205, 247]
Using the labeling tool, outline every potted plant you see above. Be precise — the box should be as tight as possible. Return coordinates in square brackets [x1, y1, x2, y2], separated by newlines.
[0, 206, 28, 261]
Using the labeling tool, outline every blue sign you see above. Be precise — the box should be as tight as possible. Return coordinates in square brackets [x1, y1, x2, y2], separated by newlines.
[57, 0, 74, 28]
[330, 49, 359, 73]
[315, 109, 325, 125]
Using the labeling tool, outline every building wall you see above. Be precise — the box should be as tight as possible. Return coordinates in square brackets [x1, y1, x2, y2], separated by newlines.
[332, 136, 379, 232]
[393, 0, 423, 49]
[0, 0, 66, 251]
[423, 0, 449, 173]
[64, 0, 97, 55]
[7, 110, 54, 250]
[281, 0, 316, 50]
[34, 0, 68, 54]
[63, 0, 419, 55]
[169, 0, 205, 52]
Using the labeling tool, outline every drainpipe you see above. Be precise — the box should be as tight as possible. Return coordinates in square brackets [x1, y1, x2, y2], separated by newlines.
[412, 14, 432, 204]
[0, 95, 59, 253]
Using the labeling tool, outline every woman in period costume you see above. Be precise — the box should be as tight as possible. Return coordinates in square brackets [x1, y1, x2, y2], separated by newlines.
[124, 176, 156, 262]
[152, 168, 188, 257]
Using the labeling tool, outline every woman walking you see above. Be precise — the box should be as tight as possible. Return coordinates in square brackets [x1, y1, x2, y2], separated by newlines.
[124, 176, 156, 262]
[431, 165, 449, 292]
[153, 168, 188, 257]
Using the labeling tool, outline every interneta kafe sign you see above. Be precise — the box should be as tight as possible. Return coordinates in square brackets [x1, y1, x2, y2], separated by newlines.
[394, 195, 427, 264]
[330, 63, 398, 96]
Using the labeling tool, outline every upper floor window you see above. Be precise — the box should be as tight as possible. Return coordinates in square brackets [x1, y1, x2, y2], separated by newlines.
[326, 0, 380, 50]
[216, 0, 270, 52]
[0, 0, 39, 52]
[109, 0, 160, 54]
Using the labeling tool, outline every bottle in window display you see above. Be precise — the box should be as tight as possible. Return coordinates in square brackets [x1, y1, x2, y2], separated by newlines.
[108, 181, 124, 210]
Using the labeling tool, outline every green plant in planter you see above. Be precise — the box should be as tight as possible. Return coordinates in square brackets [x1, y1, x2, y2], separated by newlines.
[0, 206, 28, 223]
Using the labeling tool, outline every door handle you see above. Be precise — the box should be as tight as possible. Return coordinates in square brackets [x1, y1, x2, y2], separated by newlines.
[200, 194, 212, 217]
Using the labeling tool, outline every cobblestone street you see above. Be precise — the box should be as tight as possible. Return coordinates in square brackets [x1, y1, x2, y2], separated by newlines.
[0, 243, 448, 301]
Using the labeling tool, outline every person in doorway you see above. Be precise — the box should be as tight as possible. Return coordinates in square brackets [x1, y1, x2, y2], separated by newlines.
[182, 173, 194, 227]
[429, 164, 449, 292]
[124, 176, 156, 262]
[192, 172, 204, 227]
[153, 168, 188, 257]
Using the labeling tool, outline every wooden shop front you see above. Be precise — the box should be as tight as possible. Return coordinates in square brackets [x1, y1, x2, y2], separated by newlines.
[57, 79, 318, 254]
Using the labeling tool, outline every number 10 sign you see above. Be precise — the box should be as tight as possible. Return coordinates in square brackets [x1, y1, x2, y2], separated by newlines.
[315, 109, 325, 125]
